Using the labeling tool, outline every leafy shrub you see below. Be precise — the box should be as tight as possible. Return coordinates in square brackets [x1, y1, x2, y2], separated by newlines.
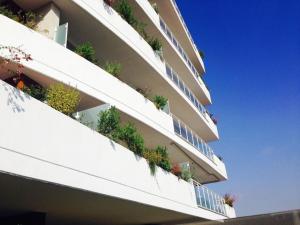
[147, 38, 162, 52]
[153, 95, 168, 110]
[97, 106, 121, 140]
[181, 169, 192, 182]
[46, 83, 80, 116]
[119, 123, 145, 156]
[0, 5, 19, 21]
[23, 84, 46, 101]
[0, 3, 38, 29]
[143, 149, 162, 175]
[75, 42, 98, 64]
[115, 0, 137, 26]
[115, 0, 148, 39]
[155, 146, 171, 172]
[104, 61, 122, 78]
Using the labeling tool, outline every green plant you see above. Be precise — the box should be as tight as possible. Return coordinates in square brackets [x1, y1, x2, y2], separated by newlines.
[147, 38, 162, 52]
[115, 0, 148, 39]
[181, 169, 192, 182]
[97, 106, 121, 140]
[75, 42, 98, 64]
[0, 5, 19, 22]
[153, 95, 168, 110]
[104, 61, 122, 77]
[0, 3, 39, 29]
[115, 0, 137, 26]
[46, 83, 80, 116]
[143, 149, 162, 175]
[155, 146, 171, 172]
[119, 123, 145, 156]
[23, 84, 46, 101]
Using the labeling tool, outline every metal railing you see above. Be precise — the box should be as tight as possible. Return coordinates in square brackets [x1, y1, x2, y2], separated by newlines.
[171, 0, 199, 53]
[193, 180, 227, 216]
[159, 17, 204, 81]
[172, 115, 215, 162]
[165, 63, 211, 119]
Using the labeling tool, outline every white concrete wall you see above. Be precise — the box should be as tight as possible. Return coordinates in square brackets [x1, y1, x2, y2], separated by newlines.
[36, 3, 61, 40]
[0, 80, 227, 220]
[225, 204, 236, 218]
[0, 15, 226, 180]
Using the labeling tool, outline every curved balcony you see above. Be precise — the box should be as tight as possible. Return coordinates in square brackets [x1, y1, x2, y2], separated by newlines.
[0, 80, 233, 223]
[0, 14, 225, 182]
[129, 0, 211, 105]
[11, 0, 217, 139]
[149, 0, 205, 75]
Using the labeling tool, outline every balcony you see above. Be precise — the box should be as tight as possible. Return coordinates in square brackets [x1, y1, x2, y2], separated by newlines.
[194, 180, 227, 216]
[0, 13, 226, 183]
[6, 0, 217, 139]
[128, 0, 211, 105]
[165, 63, 217, 133]
[172, 115, 215, 163]
[0, 80, 233, 223]
[148, 0, 205, 75]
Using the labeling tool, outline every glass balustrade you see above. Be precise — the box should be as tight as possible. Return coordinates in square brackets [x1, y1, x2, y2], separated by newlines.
[193, 180, 227, 216]
[165, 64, 209, 117]
[171, 0, 198, 52]
[172, 115, 215, 162]
[159, 17, 202, 81]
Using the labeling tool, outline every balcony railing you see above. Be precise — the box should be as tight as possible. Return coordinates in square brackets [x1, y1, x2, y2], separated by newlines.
[159, 17, 203, 81]
[171, 0, 199, 53]
[165, 63, 211, 117]
[172, 115, 215, 162]
[193, 180, 227, 216]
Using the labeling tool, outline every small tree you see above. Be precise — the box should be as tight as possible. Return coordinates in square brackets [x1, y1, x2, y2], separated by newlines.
[119, 123, 145, 156]
[97, 106, 121, 140]
[46, 83, 80, 116]
[153, 95, 168, 110]
[75, 42, 98, 64]
[104, 61, 122, 78]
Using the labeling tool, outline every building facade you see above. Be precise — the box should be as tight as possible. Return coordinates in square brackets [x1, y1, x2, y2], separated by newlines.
[0, 0, 235, 224]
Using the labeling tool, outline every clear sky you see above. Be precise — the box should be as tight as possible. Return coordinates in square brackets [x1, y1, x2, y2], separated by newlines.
[176, 0, 300, 217]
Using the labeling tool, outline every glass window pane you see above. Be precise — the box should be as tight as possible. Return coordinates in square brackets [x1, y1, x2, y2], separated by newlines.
[187, 129, 193, 144]
[173, 118, 180, 135]
[166, 65, 172, 78]
[179, 80, 185, 92]
[172, 73, 179, 85]
[180, 126, 187, 139]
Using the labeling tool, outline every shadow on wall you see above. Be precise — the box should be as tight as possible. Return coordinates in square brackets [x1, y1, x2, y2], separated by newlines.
[2, 82, 30, 113]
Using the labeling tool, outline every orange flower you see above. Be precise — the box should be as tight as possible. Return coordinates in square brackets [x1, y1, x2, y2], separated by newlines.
[17, 80, 25, 90]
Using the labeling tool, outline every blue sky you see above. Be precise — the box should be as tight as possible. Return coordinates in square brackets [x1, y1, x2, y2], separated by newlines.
[176, 0, 300, 216]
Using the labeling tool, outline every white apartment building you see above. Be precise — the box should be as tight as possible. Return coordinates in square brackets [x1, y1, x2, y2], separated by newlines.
[0, 0, 236, 224]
